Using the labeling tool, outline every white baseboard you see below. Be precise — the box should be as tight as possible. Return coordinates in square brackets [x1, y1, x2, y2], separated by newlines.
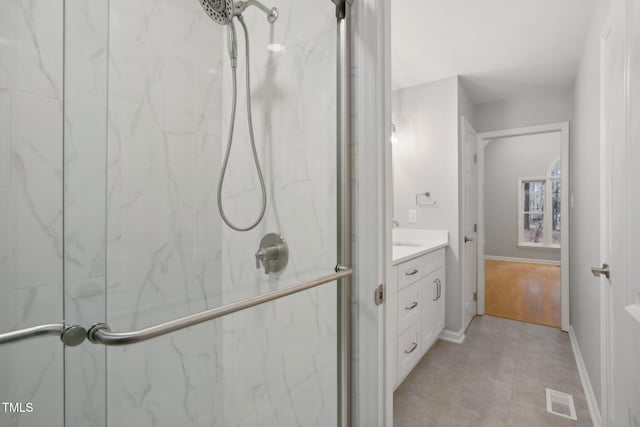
[569, 326, 602, 427]
[439, 328, 465, 344]
[485, 255, 560, 266]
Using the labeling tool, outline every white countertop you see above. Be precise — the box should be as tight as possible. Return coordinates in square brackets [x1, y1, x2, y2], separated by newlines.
[392, 229, 448, 265]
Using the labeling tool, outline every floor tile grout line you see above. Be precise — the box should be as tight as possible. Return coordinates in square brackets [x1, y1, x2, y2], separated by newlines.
[394, 316, 591, 427]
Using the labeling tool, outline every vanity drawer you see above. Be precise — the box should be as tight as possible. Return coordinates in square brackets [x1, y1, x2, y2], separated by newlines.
[421, 249, 445, 276]
[397, 258, 423, 289]
[397, 322, 421, 384]
[397, 280, 421, 333]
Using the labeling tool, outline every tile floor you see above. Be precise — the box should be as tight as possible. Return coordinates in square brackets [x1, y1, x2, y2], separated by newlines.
[394, 316, 592, 427]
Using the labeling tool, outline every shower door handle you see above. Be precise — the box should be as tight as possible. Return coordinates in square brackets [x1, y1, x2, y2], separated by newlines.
[0, 324, 86, 346]
[87, 267, 352, 346]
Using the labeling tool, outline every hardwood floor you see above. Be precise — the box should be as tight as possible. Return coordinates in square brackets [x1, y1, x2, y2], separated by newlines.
[484, 260, 561, 328]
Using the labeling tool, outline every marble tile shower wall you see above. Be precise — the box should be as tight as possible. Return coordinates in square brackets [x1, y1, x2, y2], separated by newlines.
[219, 1, 339, 425]
[63, 0, 108, 426]
[2, 0, 340, 426]
[0, 1, 65, 427]
[104, 0, 225, 426]
[102, 0, 339, 425]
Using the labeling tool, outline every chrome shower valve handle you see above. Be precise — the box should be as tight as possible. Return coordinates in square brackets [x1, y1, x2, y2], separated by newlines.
[255, 233, 288, 275]
[255, 247, 277, 273]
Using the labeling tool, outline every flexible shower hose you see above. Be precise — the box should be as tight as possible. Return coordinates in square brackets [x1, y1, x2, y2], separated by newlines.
[217, 16, 267, 231]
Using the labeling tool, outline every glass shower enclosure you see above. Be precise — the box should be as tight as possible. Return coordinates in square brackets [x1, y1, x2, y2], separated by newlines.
[0, 0, 354, 425]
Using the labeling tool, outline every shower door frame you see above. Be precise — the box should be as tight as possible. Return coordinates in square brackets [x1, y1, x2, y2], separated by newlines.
[337, 2, 353, 426]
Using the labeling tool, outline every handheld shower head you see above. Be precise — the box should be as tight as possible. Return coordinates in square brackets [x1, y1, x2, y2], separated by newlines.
[197, 0, 278, 232]
[199, 0, 234, 24]
[227, 21, 238, 69]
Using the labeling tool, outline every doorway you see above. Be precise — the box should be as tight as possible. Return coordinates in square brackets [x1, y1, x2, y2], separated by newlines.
[477, 123, 570, 331]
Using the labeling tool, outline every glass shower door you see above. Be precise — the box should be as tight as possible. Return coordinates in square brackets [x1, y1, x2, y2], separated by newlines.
[0, 1, 65, 426]
[62, 0, 344, 426]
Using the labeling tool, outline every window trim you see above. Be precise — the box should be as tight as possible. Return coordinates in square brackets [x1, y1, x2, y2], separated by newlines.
[547, 156, 561, 178]
[517, 176, 561, 249]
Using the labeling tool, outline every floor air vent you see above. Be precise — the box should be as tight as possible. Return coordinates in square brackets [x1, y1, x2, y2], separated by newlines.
[546, 388, 577, 420]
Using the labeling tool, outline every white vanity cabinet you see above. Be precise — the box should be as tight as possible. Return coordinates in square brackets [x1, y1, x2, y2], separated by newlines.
[393, 248, 446, 388]
[421, 266, 445, 352]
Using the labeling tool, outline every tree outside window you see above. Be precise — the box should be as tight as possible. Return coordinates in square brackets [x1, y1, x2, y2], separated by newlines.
[518, 159, 561, 248]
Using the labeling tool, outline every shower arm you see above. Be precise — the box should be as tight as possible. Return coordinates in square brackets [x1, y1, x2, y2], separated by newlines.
[233, 0, 278, 23]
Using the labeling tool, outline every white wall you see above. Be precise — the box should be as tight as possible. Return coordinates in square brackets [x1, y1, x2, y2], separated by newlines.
[570, 0, 612, 410]
[474, 88, 574, 133]
[458, 79, 476, 129]
[484, 133, 561, 262]
[392, 77, 464, 333]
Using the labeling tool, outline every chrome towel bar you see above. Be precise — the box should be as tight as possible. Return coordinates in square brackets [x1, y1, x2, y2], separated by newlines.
[0, 323, 86, 346]
[88, 266, 352, 346]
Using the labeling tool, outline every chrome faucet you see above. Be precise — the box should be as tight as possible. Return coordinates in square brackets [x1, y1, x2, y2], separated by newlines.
[392, 218, 400, 228]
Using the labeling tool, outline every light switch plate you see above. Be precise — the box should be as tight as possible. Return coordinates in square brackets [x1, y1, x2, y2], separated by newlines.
[409, 210, 417, 223]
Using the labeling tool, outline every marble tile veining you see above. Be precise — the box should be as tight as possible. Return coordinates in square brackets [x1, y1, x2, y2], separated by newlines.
[0, 1, 64, 427]
[3, 0, 342, 425]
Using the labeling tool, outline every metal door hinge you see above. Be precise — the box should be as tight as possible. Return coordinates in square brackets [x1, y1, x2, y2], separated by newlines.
[473, 223, 477, 232]
[473, 292, 477, 301]
[473, 154, 478, 164]
[375, 284, 384, 305]
[591, 263, 611, 280]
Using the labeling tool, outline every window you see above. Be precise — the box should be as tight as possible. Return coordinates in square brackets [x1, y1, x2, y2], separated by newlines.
[518, 159, 561, 248]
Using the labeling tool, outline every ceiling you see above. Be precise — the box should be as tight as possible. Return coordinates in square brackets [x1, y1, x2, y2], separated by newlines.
[391, 0, 599, 104]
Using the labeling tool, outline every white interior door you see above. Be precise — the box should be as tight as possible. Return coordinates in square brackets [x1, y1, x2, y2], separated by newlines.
[601, 0, 640, 425]
[461, 117, 478, 330]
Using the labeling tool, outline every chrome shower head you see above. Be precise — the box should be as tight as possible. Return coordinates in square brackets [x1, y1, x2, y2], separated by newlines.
[199, 0, 234, 24]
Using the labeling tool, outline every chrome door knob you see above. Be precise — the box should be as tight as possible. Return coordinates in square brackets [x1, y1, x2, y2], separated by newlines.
[464, 236, 474, 243]
[591, 263, 610, 279]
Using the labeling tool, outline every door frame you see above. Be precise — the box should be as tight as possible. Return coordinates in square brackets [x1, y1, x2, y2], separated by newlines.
[599, 15, 611, 420]
[477, 122, 570, 331]
[350, 0, 391, 426]
[460, 116, 479, 330]
[598, 5, 617, 424]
